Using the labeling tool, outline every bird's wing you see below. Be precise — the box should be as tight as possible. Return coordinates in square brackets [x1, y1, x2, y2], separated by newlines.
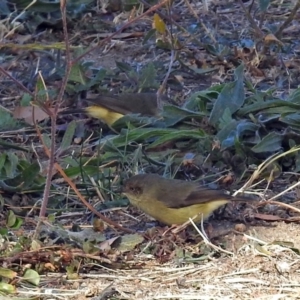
[183, 188, 232, 206]
[159, 183, 252, 209]
[87, 94, 159, 116]
[87, 96, 132, 115]
[160, 185, 231, 209]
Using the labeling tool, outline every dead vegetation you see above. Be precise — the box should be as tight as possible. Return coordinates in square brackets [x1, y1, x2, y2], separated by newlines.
[1, 0, 300, 299]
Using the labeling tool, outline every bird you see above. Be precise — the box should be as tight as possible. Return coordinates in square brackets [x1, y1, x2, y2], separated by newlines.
[61, 93, 165, 127]
[121, 173, 254, 225]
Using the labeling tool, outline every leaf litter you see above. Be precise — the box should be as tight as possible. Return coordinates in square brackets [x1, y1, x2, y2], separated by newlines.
[1, 0, 300, 298]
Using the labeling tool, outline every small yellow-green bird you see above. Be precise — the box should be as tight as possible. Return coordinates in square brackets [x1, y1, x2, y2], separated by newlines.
[122, 173, 254, 225]
[63, 93, 165, 127]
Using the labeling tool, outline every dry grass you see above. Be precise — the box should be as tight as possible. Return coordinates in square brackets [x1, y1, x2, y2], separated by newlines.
[15, 223, 300, 300]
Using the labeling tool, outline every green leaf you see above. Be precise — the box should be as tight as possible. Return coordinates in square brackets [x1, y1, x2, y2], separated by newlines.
[289, 87, 300, 103]
[115, 61, 133, 72]
[0, 153, 6, 172]
[86, 68, 107, 88]
[60, 120, 76, 152]
[218, 120, 259, 148]
[0, 138, 29, 151]
[0, 268, 17, 279]
[163, 105, 206, 127]
[69, 62, 87, 84]
[102, 127, 206, 149]
[116, 234, 144, 252]
[1, 160, 41, 191]
[0, 158, 44, 192]
[263, 107, 298, 115]
[219, 107, 234, 127]
[259, 0, 270, 11]
[20, 161, 41, 189]
[205, 44, 231, 57]
[180, 62, 219, 75]
[64, 165, 100, 178]
[0, 1, 10, 15]
[42, 134, 52, 149]
[237, 100, 300, 116]
[0, 228, 8, 236]
[4, 153, 18, 178]
[22, 269, 40, 286]
[14, 0, 61, 12]
[10, 217, 23, 229]
[138, 63, 158, 90]
[123, 0, 141, 11]
[20, 93, 33, 106]
[48, 214, 56, 223]
[251, 132, 283, 153]
[280, 113, 300, 130]
[209, 64, 245, 126]
[7, 210, 17, 227]
[183, 88, 221, 111]
[113, 112, 166, 129]
[0, 282, 16, 294]
[0, 109, 19, 131]
[143, 28, 156, 44]
[148, 129, 206, 149]
[36, 77, 47, 102]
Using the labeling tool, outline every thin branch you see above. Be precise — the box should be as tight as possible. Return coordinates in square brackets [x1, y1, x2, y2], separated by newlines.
[275, 0, 300, 38]
[72, 0, 170, 65]
[34, 124, 134, 234]
[237, 0, 264, 38]
[39, 0, 72, 219]
[157, 50, 176, 109]
[0, 66, 33, 95]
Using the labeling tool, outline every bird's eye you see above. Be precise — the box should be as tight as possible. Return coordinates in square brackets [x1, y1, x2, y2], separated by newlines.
[129, 186, 141, 194]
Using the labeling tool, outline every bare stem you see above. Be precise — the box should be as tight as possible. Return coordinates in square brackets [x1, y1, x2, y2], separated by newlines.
[276, 0, 300, 38]
[39, 0, 72, 219]
[238, 0, 264, 38]
[72, 0, 170, 64]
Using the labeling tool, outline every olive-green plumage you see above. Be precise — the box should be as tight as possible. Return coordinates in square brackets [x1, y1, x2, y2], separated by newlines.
[63, 93, 163, 126]
[122, 174, 253, 225]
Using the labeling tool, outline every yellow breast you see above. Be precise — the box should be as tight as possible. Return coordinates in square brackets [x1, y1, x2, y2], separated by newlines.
[134, 199, 230, 225]
[85, 106, 124, 126]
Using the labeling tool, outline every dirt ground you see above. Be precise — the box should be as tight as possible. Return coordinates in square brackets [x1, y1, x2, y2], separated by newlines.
[12, 221, 299, 300]
[2, 0, 300, 298]
[75, 222, 300, 300]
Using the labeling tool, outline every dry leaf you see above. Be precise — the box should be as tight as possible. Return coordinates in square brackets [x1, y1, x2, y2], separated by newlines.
[264, 34, 284, 46]
[13, 106, 59, 125]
